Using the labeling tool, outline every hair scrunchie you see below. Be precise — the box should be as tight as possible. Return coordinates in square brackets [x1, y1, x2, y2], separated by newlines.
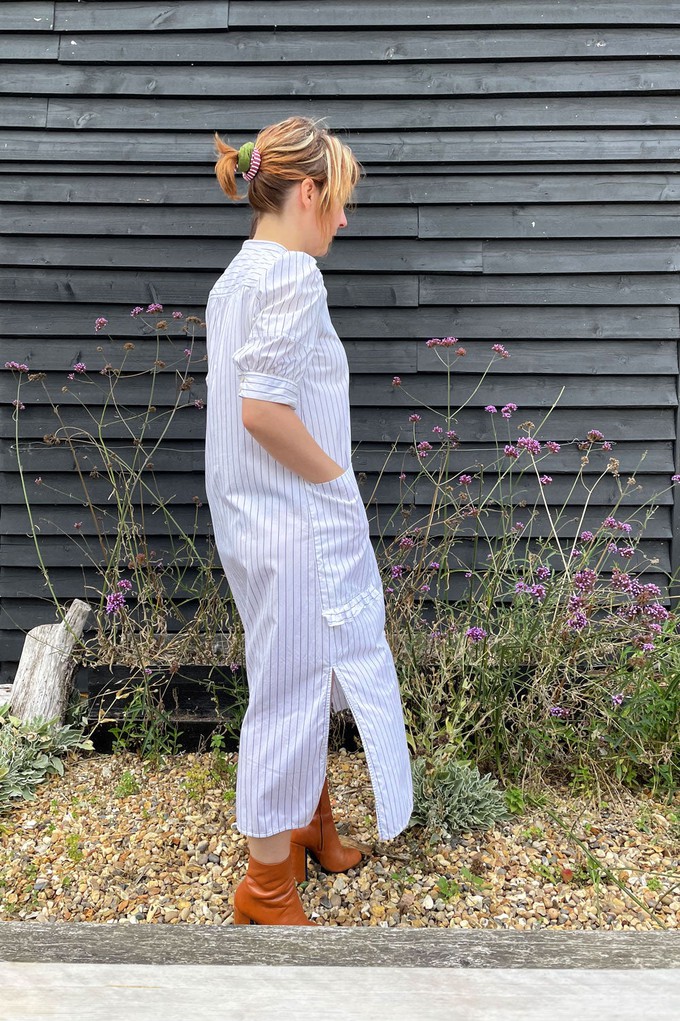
[237, 141, 261, 182]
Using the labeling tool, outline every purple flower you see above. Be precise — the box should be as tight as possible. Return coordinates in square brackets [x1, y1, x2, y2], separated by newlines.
[550, 706, 570, 718]
[399, 472, 406, 481]
[516, 436, 541, 455]
[546, 441, 561, 453]
[491, 343, 510, 358]
[428, 561, 440, 571]
[611, 693, 624, 707]
[567, 595, 585, 611]
[408, 413, 421, 423]
[11, 399, 25, 410]
[399, 536, 415, 549]
[539, 475, 552, 485]
[512, 521, 525, 531]
[432, 425, 443, 434]
[570, 549, 582, 559]
[392, 376, 402, 386]
[459, 474, 472, 485]
[34, 477, 42, 484]
[566, 612, 588, 632]
[641, 642, 655, 652]
[574, 569, 597, 593]
[536, 565, 551, 580]
[529, 583, 547, 601]
[4, 360, 29, 373]
[515, 580, 529, 594]
[603, 516, 617, 529]
[672, 474, 680, 483]
[94, 317, 108, 333]
[610, 569, 632, 592]
[466, 626, 487, 642]
[391, 564, 404, 578]
[417, 440, 432, 458]
[464, 571, 472, 578]
[485, 405, 497, 414]
[419, 584, 430, 592]
[73, 521, 82, 530]
[504, 444, 519, 459]
[130, 306, 144, 317]
[193, 399, 205, 409]
[602, 441, 612, 451]
[587, 429, 605, 442]
[579, 531, 594, 542]
[146, 303, 163, 313]
[105, 590, 126, 615]
[117, 579, 133, 591]
[619, 546, 635, 559]
[501, 402, 518, 419]
[425, 336, 458, 347]
[645, 603, 669, 622]
[72, 362, 87, 373]
[172, 310, 183, 319]
[184, 348, 192, 358]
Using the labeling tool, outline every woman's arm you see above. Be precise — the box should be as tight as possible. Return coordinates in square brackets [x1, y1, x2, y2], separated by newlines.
[241, 397, 345, 483]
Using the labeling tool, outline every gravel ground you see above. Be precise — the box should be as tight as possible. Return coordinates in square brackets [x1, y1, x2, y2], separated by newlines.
[0, 748, 678, 929]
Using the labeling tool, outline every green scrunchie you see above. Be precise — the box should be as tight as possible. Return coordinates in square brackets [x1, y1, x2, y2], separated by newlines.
[237, 141, 255, 174]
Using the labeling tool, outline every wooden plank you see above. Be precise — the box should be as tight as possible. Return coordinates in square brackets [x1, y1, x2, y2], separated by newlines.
[0, 99, 47, 129]
[5, 59, 680, 100]
[1, 269, 419, 308]
[2, 468, 672, 508]
[0, 34, 58, 59]
[0, 203, 415, 236]
[55, 1, 229, 32]
[0, 236, 485, 274]
[4, 159, 680, 177]
[44, 96, 680, 132]
[5, 129, 680, 164]
[3, 370, 674, 410]
[420, 273, 680, 305]
[416, 339, 679, 375]
[1, 337, 418, 375]
[1, 404, 675, 446]
[3, 438, 673, 476]
[54, 29, 680, 63]
[4, 303, 677, 339]
[1, 500, 672, 541]
[230, 2, 680, 28]
[0, 2, 54, 30]
[6, 233, 680, 277]
[4, 170, 680, 206]
[482, 239, 680, 274]
[420, 204, 680, 238]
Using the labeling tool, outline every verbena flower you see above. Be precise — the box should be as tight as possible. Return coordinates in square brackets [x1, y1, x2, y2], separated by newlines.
[146, 303, 163, 313]
[105, 590, 126, 615]
[399, 536, 415, 549]
[72, 362, 87, 373]
[117, 579, 133, 591]
[516, 436, 541, 455]
[504, 444, 519, 459]
[566, 612, 588, 632]
[11, 399, 25, 410]
[587, 429, 605, 442]
[579, 530, 594, 542]
[672, 474, 680, 483]
[5, 360, 29, 373]
[485, 405, 497, 414]
[130, 306, 144, 316]
[501, 402, 517, 419]
[549, 706, 570, 717]
[425, 336, 458, 347]
[465, 626, 487, 642]
[392, 376, 401, 386]
[611, 693, 624, 706]
[539, 475, 552, 485]
[391, 564, 405, 578]
[536, 565, 551, 580]
[432, 425, 443, 434]
[409, 413, 421, 422]
[491, 343, 510, 358]
[546, 441, 561, 453]
[172, 310, 183, 319]
[459, 474, 472, 485]
[94, 317, 108, 332]
[574, 569, 597, 592]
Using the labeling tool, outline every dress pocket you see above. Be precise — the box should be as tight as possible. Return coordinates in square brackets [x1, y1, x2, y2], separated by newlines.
[303, 466, 383, 626]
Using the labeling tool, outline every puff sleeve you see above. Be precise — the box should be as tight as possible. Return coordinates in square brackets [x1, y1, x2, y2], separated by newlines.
[233, 250, 325, 410]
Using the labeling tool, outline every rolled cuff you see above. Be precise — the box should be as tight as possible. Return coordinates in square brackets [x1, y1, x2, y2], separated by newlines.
[237, 371, 299, 409]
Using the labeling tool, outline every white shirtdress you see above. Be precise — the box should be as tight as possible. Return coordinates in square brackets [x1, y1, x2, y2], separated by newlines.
[204, 239, 413, 840]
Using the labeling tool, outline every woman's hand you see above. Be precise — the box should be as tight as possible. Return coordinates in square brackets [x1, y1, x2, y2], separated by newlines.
[241, 398, 345, 483]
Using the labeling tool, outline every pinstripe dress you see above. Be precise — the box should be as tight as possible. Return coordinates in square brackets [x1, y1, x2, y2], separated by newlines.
[204, 239, 413, 840]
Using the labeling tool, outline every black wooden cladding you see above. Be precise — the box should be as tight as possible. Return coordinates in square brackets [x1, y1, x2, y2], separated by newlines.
[1, 3, 680, 681]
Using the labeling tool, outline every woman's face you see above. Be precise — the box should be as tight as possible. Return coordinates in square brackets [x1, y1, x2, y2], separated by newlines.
[311, 194, 347, 258]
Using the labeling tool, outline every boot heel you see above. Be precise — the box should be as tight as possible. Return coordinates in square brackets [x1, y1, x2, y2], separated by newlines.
[290, 841, 308, 883]
[233, 905, 255, 925]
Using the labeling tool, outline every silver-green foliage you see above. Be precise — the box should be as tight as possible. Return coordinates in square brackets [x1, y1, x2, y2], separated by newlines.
[410, 753, 512, 842]
[0, 702, 94, 812]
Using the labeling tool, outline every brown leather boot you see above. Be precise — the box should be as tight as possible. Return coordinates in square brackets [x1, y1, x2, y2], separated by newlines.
[233, 852, 317, 926]
[290, 779, 364, 884]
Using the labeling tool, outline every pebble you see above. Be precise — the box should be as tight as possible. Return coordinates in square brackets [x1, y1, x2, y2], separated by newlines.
[0, 749, 678, 929]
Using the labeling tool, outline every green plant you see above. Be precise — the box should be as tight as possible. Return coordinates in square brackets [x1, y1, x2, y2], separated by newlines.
[0, 702, 94, 814]
[371, 340, 680, 794]
[65, 833, 83, 863]
[6, 311, 245, 745]
[409, 751, 511, 843]
[114, 769, 141, 797]
[109, 676, 181, 763]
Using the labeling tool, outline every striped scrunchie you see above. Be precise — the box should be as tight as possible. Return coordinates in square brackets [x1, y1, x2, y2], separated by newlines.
[237, 141, 262, 182]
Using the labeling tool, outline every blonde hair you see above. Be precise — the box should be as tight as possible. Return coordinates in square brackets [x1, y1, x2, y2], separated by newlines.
[212, 116, 363, 244]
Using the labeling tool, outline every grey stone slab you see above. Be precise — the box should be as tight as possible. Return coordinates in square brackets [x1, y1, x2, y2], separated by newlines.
[1, 963, 679, 1021]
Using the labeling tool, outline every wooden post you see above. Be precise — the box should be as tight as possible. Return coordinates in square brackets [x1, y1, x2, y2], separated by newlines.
[10, 600, 91, 725]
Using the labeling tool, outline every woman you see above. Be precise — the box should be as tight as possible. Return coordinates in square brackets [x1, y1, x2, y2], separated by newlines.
[205, 116, 413, 926]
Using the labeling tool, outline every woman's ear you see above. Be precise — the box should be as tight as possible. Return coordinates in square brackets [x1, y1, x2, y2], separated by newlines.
[299, 177, 317, 209]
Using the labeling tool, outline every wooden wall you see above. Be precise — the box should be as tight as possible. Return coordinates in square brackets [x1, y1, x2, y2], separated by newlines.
[1, 1, 680, 681]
